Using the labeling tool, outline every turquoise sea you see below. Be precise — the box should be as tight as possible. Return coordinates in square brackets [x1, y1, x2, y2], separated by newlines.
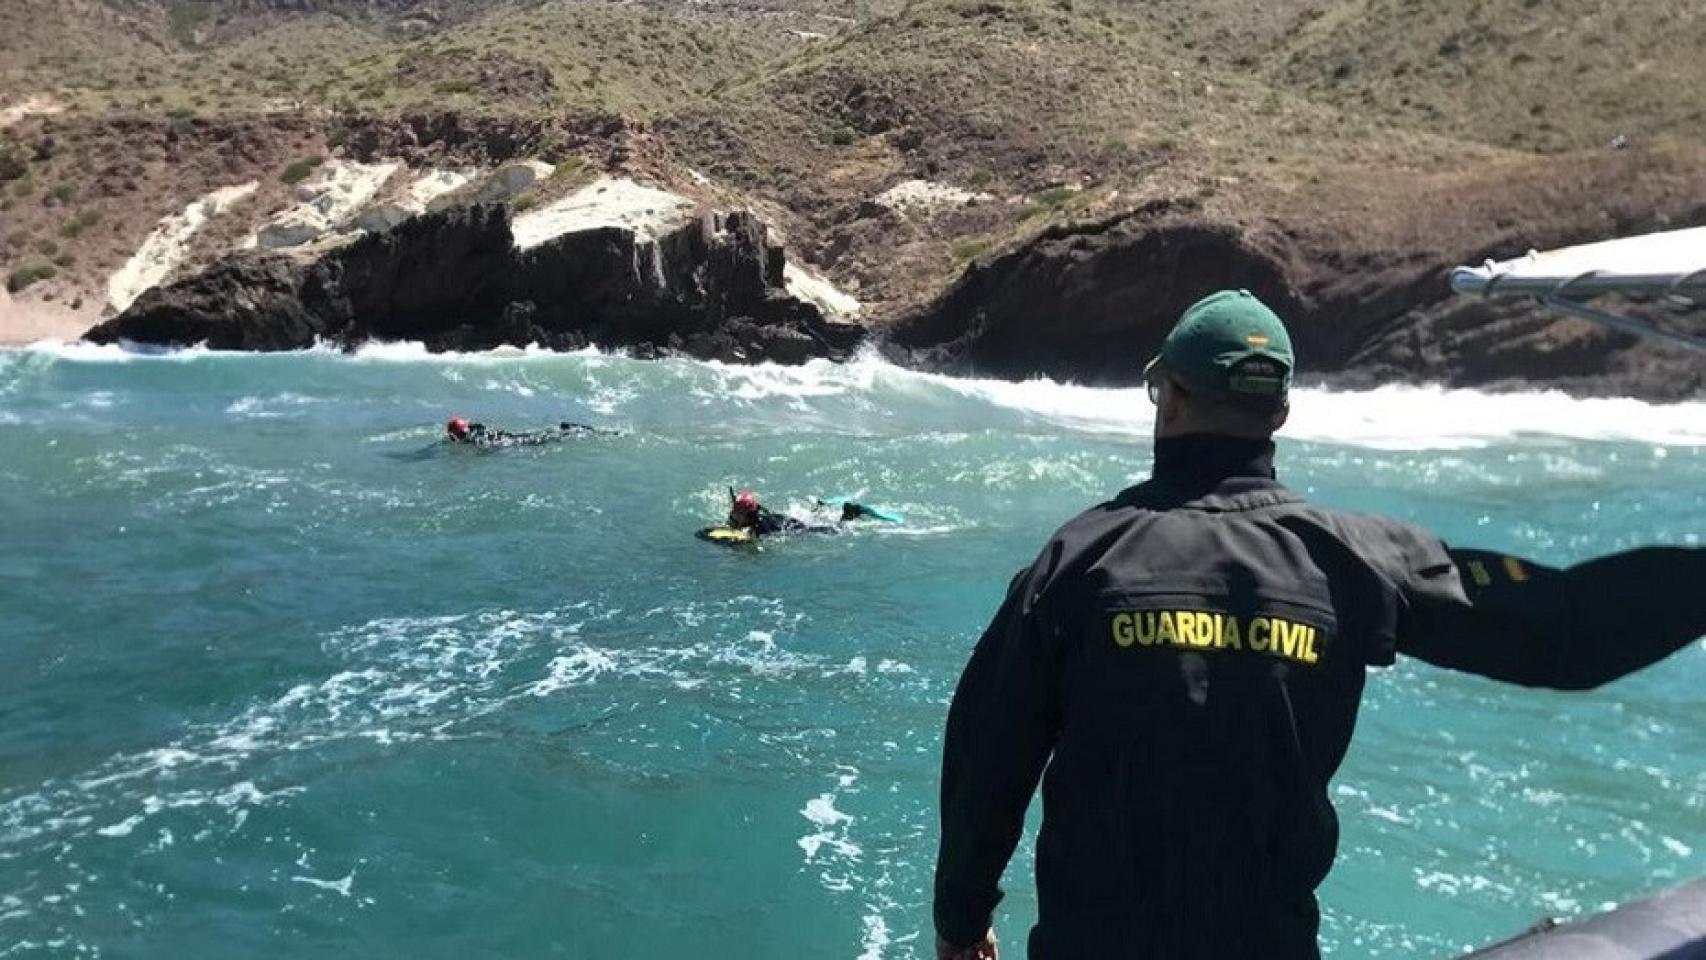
[2, 343, 1703, 959]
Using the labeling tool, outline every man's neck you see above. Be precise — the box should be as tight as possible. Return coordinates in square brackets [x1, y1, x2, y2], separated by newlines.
[1151, 433, 1277, 486]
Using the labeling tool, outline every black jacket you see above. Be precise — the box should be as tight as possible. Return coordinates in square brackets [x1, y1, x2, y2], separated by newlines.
[935, 435, 1706, 959]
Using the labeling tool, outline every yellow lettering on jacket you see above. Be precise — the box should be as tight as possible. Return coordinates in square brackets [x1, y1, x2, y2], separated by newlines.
[1112, 612, 1135, 648]
[1106, 610, 1323, 666]
[1249, 618, 1270, 652]
[1194, 612, 1217, 648]
[1221, 616, 1242, 650]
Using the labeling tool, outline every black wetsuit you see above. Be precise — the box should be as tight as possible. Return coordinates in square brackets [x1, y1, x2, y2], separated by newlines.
[934, 435, 1706, 960]
[457, 421, 616, 447]
[740, 507, 834, 537]
[840, 501, 882, 522]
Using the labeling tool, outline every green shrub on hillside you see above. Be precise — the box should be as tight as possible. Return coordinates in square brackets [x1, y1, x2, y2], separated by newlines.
[951, 237, 992, 262]
[1035, 186, 1076, 208]
[546, 156, 597, 192]
[60, 209, 102, 239]
[6, 263, 57, 293]
[280, 156, 325, 185]
[167, 0, 211, 45]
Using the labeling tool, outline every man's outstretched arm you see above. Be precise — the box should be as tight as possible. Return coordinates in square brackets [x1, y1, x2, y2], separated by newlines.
[1397, 546, 1706, 689]
[935, 558, 1063, 950]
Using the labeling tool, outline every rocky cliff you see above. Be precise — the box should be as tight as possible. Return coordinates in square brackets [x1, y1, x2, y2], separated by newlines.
[87, 204, 863, 363]
[9, 0, 1706, 397]
[883, 156, 1706, 400]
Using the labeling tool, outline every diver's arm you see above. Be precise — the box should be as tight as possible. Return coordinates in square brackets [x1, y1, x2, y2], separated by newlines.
[935, 561, 1062, 948]
[1397, 546, 1706, 690]
[560, 421, 616, 435]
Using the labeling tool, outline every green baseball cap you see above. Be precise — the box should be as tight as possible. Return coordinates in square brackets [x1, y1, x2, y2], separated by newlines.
[1144, 289, 1294, 399]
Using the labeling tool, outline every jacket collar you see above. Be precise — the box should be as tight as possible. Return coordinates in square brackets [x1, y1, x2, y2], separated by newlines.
[1151, 434, 1277, 486]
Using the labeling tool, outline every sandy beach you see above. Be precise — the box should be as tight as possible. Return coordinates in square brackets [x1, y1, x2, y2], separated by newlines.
[0, 286, 99, 345]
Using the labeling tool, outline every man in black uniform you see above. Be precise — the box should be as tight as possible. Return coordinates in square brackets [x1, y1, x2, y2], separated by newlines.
[933, 290, 1706, 960]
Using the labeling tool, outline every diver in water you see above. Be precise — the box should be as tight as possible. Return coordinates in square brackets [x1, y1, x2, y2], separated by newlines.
[727, 490, 829, 537]
[446, 416, 618, 448]
[722, 490, 897, 538]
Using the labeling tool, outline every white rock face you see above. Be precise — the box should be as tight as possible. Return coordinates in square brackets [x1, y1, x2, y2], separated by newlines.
[353, 203, 415, 234]
[874, 179, 991, 217]
[470, 160, 554, 206]
[408, 169, 473, 209]
[256, 210, 325, 249]
[255, 159, 400, 249]
[511, 176, 696, 250]
[107, 182, 259, 313]
[0, 94, 63, 129]
[784, 263, 862, 319]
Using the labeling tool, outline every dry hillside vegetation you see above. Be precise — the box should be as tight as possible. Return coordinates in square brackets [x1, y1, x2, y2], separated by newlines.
[1134, 0, 1706, 152]
[2, 0, 1704, 329]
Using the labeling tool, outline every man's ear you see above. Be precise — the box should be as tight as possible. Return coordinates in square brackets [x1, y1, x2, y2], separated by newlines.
[1270, 396, 1291, 432]
[1159, 379, 1189, 429]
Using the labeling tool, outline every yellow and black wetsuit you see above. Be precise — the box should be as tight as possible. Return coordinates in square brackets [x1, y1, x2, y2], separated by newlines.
[934, 434, 1706, 960]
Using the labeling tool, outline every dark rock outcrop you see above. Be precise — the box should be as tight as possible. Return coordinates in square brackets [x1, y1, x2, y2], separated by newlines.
[87, 203, 866, 365]
[883, 207, 1706, 401]
[100, 255, 323, 351]
[302, 202, 514, 339]
[883, 203, 1300, 383]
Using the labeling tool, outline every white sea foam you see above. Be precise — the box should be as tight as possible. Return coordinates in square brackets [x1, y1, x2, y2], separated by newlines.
[345, 340, 596, 363]
[949, 370, 1706, 449]
[290, 871, 355, 897]
[803, 793, 853, 828]
[857, 913, 895, 960]
[0, 341, 223, 362]
[225, 393, 322, 419]
[797, 792, 861, 861]
[4, 341, 1703, 448]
